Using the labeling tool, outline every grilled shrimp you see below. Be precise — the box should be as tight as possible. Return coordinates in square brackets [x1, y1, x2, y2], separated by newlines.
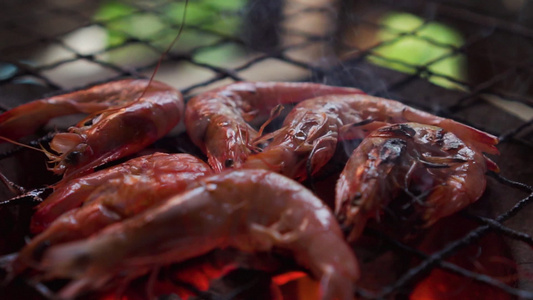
[335, 123, 495, 242]
[244, 93, 498, 181]
[0, 79, 184, 180]
[30, 152, 211, 234]
[11, 152, 212, 277]
[35, 169, 359, 300]
[244, 96, 386, 180]
[184, 81, 363, 172]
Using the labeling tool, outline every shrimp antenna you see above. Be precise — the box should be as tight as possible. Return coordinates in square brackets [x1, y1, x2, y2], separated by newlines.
[137, 0, 189, 101]
[250, 105, 285, 150]
[0, 136, 46, 154]
[257, 105, 284, 137]
[0, 188, 47, 207]
[0, 136, 60, 171]
[0, 171, 25, 196]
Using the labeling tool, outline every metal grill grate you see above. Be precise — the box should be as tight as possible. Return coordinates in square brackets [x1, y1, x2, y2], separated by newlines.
[0, 0, 532, 299]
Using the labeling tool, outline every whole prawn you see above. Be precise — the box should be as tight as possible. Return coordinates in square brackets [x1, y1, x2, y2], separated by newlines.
[335, 123, 495, 242]
[34, 169, 359, 300]
[184, 81, 364, 171]
[244, 93, 498, 181]
[0, 79, 184, 180]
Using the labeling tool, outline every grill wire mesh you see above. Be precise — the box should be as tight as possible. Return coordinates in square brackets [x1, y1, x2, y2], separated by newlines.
[0, 0, 532, 299]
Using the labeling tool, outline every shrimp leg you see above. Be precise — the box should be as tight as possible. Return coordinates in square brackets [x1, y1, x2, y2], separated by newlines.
[36, 170, 359, 300]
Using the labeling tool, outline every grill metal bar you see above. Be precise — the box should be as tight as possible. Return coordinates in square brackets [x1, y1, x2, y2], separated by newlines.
[499, 118, 533, 143]
[470, 214, 533, 246]
[364, 227, 533, 299]
[428, 0, 533, 39]
[374, 174, 533, 298]
[338, 17, 531, 105]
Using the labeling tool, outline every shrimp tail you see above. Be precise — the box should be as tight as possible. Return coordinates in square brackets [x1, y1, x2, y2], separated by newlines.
[0, 99, 107, 142]
[484, 155, 500, 173]
[0, 79, 158, 142]
[405, 111, 500, 155]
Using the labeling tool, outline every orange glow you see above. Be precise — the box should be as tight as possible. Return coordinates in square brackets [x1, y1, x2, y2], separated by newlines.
[170, 260, 237, 292]
[410, 215, 516, 300]
[272, 271, 307, 285]
[276, 272, 321, 300]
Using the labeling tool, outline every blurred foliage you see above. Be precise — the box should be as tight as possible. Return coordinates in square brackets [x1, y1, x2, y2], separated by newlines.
[369, 12, 466, 89]
[93, 0, 247, 65]
[91, 3, 465, 87]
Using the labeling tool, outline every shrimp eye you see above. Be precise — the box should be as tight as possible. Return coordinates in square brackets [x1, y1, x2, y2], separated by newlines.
[350, 192, 362, 206]
[66, 151, 82, 165]
[224, 159, 234, 168]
